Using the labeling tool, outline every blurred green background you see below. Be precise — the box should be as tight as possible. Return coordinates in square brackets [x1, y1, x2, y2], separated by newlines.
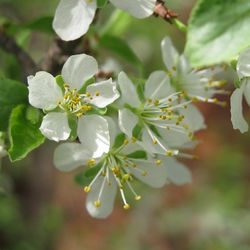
[1, 0, 250, 249]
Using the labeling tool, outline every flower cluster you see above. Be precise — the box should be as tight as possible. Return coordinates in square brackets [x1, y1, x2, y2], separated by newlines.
[230, 48, 250, 133]
[27, 33, 225, 218]
[24, 0, 232, 219]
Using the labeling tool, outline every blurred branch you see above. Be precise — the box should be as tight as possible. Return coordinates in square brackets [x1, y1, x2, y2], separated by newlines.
[154, 0, 178, 23]
[41, 38, 91, 75]
[0, 26, 38, 77]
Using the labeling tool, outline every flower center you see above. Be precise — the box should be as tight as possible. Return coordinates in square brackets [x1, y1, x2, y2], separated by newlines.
[58, 84, 92, 117]
[83, 139, 161, 210]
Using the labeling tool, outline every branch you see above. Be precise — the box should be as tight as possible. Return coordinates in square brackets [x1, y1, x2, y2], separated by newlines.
[154, 0, 178, 23]
[0, 26, 38, 78]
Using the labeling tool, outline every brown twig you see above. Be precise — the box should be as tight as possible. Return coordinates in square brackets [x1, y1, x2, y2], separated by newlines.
[154, 0, 178, 23]
[0, 26, 38, 78]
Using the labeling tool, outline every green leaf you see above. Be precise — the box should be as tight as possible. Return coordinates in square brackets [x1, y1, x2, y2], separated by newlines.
[100, 10, 133, 36]
[25, 16, 54, 34]
[8, 105, 45, 162]
[132, 123, 143, 140]
[185, 0, 250, 67]
[113, 133, 126, 149]
[97, 0, 108, 8]
[99, 35, 143, 68]
[0, 77, 28, 131]
[75, 162, 103, 186]
[127, 150, 147, 160]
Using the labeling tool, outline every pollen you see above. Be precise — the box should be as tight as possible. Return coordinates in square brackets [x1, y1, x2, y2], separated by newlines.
[84, 186, 91, 193]
[135, 195, 141, 201]
[123, 204, 130, 210]
[166, 150, 173, 156]
[155, 159, 162, 166]
[153, 139, 158, 145]
[95, 91, 100, 96]
[94, 200, 101, 208]
[87, 159, 96, 166]
[123, 139, 129, 145]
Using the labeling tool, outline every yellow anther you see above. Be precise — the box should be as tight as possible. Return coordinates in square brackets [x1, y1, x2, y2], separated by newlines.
[142, 171, 148, 176]
[131, 137, 137, 143]
[94, 200, 101, 208]
[168, 98, 173, 102]
[87, 159, 96, 166]
[153, 139, 158, 145]
[123, 174, 131, 181]
[155, 159, 162, 166]
[84, 186, 91, 193]
[101, 171, 106, 177]
[192, 97, 199, 102]
[64, 83, 69, 88]
[123, 139, 129, 145]
[147, 98, 152, 103]
[166, 150, 173, 156]
[131, 163, 137, 168]
[95, 91, 100, 96]
[135, 195, 141, 201]
[154, 99, 160, 106]
[123, 204, 130, 210]
[86, 92, 91, 97]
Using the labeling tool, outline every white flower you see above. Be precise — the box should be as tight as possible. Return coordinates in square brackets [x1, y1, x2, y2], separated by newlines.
[230, 48, 250, 133]
[53, 115, 191, 218]
[28, 54, 119, 142]
[53, 0, 156, 41]
[117, 71, 204, 156]
[161, 37, 226, 105]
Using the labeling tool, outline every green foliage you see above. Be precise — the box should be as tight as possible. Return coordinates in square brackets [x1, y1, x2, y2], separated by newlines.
[97, 0, 108, 8]
[8, 105, 45, 162]
[127, 150, 147, 160]
[100, 10, 133, 36]
[0, 195, 62, 250]
[0, 77, 28, 131]
[132, 123, 143, 140]
[185, 0, 250, 66]
[75, 162, 103, 186]
[113, 133, 126, 149]
[99, 35, 143, 69]
[25, 16, 54, 34]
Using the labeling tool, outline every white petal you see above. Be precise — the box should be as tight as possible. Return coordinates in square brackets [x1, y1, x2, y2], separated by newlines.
[52, 0, 96, 41]
[86, 170, 117, 219]
[180, 104, 206, 131]
[161, 36, 179, 71]
[230, 87, 249, 133]
[77, 115, 110, 158]
[28, 71, 63, 110]
[130, 159, 168, 188]
[243, 79, 250, 106]
[86, 79, 120, 108]
[54, 143, 90, 172]
[141, 129, 166, 155]
[159, 127, 191, 148]
[118, 108, 138, 138]
[160, 157, 192, 185]
[237, 48, 250, 79]
[40, 112, 71, 141]
[105, 116, 119, 147]
[117, 72, 141, 107]
[144, 71, 174, 100]
[62, 54, 98, 90]
[109, 0, 156, 18]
